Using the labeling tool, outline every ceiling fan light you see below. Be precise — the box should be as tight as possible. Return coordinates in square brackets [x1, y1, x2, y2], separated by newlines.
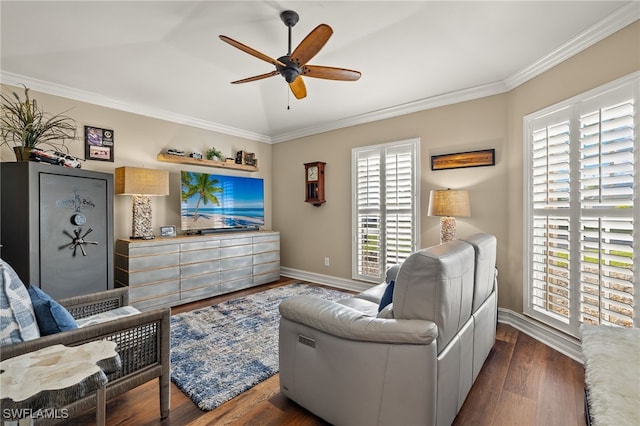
[282, 68, 299, 83]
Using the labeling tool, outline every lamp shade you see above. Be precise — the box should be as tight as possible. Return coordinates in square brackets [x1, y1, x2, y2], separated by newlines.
[115, 167, 169, 196]
[428, 189, 470, 217]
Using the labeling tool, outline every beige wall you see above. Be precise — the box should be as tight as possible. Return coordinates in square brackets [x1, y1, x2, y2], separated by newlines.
[273, 21, 639, 312]
[0, 90, 274, 240]
[272, 94, 508, 283]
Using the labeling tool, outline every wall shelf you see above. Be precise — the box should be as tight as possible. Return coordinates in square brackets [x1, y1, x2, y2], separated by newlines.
[156, 153, 258, 172]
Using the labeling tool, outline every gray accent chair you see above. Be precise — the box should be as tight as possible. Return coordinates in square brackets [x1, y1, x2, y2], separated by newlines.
[0, 287, 171, 423]
[279, 233, 497, 426]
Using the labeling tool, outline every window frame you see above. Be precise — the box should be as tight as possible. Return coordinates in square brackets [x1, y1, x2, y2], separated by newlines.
[351, 138, 420, 282]
[523, 72, 640, 337]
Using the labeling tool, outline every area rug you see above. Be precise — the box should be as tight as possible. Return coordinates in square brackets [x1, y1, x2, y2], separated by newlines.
[170, 282, 348, 411]
[580, 324, 640, 426]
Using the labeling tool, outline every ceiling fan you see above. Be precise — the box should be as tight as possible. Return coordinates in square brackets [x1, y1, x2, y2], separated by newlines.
[219, 10, 361, 100]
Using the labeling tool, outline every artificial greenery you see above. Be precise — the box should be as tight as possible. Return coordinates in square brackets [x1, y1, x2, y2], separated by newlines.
[0, 85, 78, 157]
[206, 147, 225, 161]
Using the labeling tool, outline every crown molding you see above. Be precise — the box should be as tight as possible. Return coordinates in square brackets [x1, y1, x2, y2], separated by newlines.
[270, 81, 509, 143]
[504, 3, 640, 89]
[0, 71, 272, 144]
[2, 6, 636, 145]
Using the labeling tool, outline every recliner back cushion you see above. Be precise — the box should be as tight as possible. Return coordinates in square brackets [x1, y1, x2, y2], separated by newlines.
[392, 241, 475, 351]
[460, 233, 497, 312]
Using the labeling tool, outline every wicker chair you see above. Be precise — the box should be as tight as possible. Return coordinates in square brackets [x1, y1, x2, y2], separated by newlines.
[0, 287, 171, 422]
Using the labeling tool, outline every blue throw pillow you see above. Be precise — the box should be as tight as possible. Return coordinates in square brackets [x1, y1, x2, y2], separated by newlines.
[28, 285, 78, 335]
[378, 280, 395, 312]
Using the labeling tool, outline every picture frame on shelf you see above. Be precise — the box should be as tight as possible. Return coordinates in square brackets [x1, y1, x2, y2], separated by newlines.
[160, 225, 176, 238]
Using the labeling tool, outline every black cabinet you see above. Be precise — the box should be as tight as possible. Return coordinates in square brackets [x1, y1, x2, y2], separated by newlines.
[1, 162, 114, 299]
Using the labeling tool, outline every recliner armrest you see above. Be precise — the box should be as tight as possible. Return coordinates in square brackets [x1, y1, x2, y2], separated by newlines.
[279, 296, 438, 344]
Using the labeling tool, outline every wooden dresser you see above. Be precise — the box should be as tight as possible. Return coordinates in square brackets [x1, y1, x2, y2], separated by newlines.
[115, 231, 280, 310]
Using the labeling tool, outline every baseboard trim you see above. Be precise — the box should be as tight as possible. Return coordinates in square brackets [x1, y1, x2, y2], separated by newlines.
[498, 308, 583, 363]
[280, 267, 370, 293]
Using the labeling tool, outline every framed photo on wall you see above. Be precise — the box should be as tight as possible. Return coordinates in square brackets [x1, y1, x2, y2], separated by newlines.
[85, 126, 114, 162]
[431, 148, 495, 171]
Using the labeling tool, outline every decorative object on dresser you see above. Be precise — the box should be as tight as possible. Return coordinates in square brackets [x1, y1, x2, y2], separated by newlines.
[170, 283, 347, 411]
[0, 162, 114, 299]
[115, 167, 169, 240]
[0, 84, 78, 161]
[115, 231, 280, 310]
[428, 188, 471, 243]
[304, 161, 326, 206]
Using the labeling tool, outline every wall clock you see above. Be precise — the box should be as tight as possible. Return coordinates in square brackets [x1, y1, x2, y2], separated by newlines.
[304, 161, 326, 206]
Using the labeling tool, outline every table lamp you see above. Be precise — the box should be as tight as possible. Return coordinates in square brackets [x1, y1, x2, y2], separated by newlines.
[428, 189, 470, 243]
[115, 167, 169, 239]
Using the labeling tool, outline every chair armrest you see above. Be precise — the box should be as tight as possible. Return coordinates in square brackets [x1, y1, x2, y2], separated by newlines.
[58, 287, 129, 319]
[0, 307, 170, 363]
[279, 296, 438, 344]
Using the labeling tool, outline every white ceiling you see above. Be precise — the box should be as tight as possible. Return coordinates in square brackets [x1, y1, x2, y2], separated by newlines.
[1, 1, 638, 143]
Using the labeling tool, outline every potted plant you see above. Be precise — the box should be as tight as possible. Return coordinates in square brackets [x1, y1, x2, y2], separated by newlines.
[1, 85, 78, 161]
[206, 147, 225, 161]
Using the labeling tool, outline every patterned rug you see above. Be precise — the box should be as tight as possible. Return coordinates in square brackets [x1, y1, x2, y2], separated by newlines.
[170, 282, 347, 411]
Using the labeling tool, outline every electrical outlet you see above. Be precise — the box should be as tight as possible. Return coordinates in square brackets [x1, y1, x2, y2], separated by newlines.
[324, 257, 330, 267]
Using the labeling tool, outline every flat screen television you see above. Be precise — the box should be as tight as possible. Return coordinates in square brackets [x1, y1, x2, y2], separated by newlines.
[181, 171, 264, 233]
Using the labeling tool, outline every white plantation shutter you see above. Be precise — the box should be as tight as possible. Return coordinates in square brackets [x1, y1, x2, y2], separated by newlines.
[578, 97, 635, 328]
[356, 149, 382, 279]
[525, 74, 638, 336]
[353, 139, 419, 282]
[385, 148, 414, 266]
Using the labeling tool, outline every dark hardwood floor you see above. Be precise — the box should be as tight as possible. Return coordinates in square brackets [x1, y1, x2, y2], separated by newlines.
[71, 277, 586, 426]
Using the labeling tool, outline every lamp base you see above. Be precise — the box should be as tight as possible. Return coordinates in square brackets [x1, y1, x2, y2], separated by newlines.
[440, 216, 456, 244]
[131, 195, 155, 239]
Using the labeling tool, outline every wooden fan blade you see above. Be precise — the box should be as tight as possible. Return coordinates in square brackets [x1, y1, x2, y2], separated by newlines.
[302, 65, 361, 81]
[289, 76, 307, 99]
[290, 24, 333, 66]
[231, 71, 279, 84]
[219, 35, 286, 67]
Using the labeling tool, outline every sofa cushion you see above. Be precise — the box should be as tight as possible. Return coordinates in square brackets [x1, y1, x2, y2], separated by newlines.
[393, 240, 475, 351]
[337, 297, 380, 317]
[459, 233, 497, 312]
[357, 282, 387, 303]
[28, 285, 78, 335]
[378, 280, 395, 312]
[0, 260, 41, 344]
[76, 305, 142, 328]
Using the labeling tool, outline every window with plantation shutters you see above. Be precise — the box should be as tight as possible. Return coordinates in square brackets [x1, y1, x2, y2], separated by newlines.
[524, 73, 639, 337]
[352, 139, 419, 282]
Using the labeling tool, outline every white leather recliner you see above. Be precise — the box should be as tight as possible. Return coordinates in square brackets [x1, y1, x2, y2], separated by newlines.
[279, 233, 497, 426]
